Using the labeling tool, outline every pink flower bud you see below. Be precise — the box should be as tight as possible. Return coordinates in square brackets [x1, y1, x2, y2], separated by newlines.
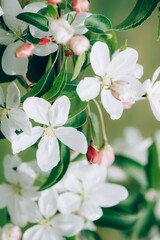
[65, 51, 73, 57]
[1, 224, 21, 240]
[47, 0, 61, 5]
[15, 43, 34, 59]
[71, 0, 89, 13]
[39, 37, 52, 45]
[86, 142, 98, 164]
[98, 144, 115, 167]
[68, 36, 90, 55]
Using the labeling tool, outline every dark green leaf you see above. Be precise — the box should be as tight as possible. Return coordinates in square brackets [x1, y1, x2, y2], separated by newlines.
[71, 52, 85, 81]
[16, 12, 49, 32]
[39, 143, 70, 191]
[0, 208, 7, 227]
[82, 230, 102, 240]
[64, 110, 87, 128]
[85, 14, 112, 33]
[61, 73, 79, 99]
[0, 130, 5, 139]
[114, 0, 159, 31]
[43, 60, 67, 101]
[146, 141, 160, 190]
[100, 31, 118, 55]
[69, 96, 88, 118]
[38, 5, 57, 19]
[66, 236, 77, 240]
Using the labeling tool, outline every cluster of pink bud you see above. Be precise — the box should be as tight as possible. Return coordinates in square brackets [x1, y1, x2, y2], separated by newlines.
[15, 43, 34, 59]
[47, 0, 61, 5]
[71, 0, 89, 13]
[68, 35, 90, 55]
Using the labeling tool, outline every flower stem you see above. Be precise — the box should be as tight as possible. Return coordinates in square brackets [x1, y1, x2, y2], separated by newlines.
[93, 99, 108, 143]
[86, 108, 93, 142]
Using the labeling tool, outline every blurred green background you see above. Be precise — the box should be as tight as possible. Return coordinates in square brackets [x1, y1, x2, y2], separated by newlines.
[0, 0, 160, 239]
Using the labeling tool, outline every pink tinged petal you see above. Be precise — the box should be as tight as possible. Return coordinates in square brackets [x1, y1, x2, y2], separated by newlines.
[81, 200, 103, 221]
[0, 185, 11, 208]
[76, 77, 100, 101]
[49, 96, 70, 127]
[108, 48, 138, 76]
[34, 43, 58, 56]
[90, 41, 110, 77]
[152, 66, 160, 84]
[101, 88, 123, 120]
[6, 82, 20, 108]
[55, 127, 87, 154]
[2, 41, 28, 75]
[9, 108, 32, 134]
[0, 29, 14, 45]
[52, 214, 84, 237]
[92, 183, 128, 208]
[38, 189, 58, 218]
[58, 192, 81, 214]
[37, 135, 60, 172]
[0, 86, 5, 107]
[12, 126, 43, 154]
[1, 116, 17, 142]
[23, 97, 51, 125]
[23, 225, 44, 240]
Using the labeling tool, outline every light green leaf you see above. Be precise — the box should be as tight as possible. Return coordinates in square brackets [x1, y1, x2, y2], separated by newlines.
[71, 52, 85, 81]
[39, 143, 70, 191]
[114, 0, 159, 31]
[69, 96, 88, 118]
[85, 14, 112, 33]
[16, 12, 49, 32]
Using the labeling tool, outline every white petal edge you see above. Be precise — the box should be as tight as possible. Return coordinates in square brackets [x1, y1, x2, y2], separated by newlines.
[6, 82, 20, 108]
[58, 192, 81, 214]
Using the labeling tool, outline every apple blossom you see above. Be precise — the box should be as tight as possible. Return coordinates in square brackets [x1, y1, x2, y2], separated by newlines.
[0, 155, 40, 227]
[0, 82, 31, 141]
[68, 35, 90, 55]
[50, 19, 74, 44]
[98, 144, 115, 167]
[12, 96, 88, 172]
[47, 0, 61, 5]
[142, 66, 160, 121]
[23, 188, 84, 240]
[71, 0, 89, 13]
[77, 41, 143, 119]
[0, 224, 21, 240]
[57, 160, 128, 221]
[15, 43, 34, 59]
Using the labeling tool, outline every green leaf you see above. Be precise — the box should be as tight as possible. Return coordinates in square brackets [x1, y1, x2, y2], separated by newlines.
[39, 143, 70, 191]
[146, 141, 160, 190]
[64, 110, 87, 128]
[0, 208, 7, 227]
[69, 96, 88, 118]
[67, 13, 74, 24]
[85, 14, 112, 33]
[71, 52, 85, 81]
[82, 230, 102, 240]
[94, 208, 138, 230]
[114, 0, 159, 31]
[58, 0, 67, 9]
[61, 73, 79, 99]
[16, 12, 49, 32]
[43, 61, 67, 101]
[38, 5, 57, 19]
[66, 236, 77, 240]
[0, 45, 16, 83]
[99, 31, 118, 55]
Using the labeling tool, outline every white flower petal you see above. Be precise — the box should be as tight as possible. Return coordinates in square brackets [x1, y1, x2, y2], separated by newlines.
[52, 214, 84, 237]
[21, 199, 42, 223]
[1, 0, 22, 17]
[90, 41, 110, 77]
[101, 88, 123, 120]
[135, 64, 144, 79]
[0, 185, 11, 208]
[152, 66, 160, 84]
[149, 99, 160, 121]
[2, 41, 28, 75]
[0, 6, 4, 16]
[64, 174, 82, 193]
[9, 108, 32, 134]
[81, 200, 103, 221]
[49, 96, 70, 127]
[58, 192, 81, 214]
[6, 82, 20, 108]
[23, 97, 51, 125]
[34, 43, 58, 56]
[92, 183, 128, 207]
[12, 126, 43, 154]
[29, 25, 51, 39]
[76, 77, 100, 101]
[1, 116, 17, 142]
[37, 135, 60, 172]
[3, 154, 21, 183]
[23, 2, 46, 12]
[55, 127, 87, 154]
[39, 189, 58, 218]
[17, 162, 36, 186]
[23, 225, 44, 240]
[0, 29, 14, 45]
[0, 86, 5, 107]
[42, 230, 63, 240]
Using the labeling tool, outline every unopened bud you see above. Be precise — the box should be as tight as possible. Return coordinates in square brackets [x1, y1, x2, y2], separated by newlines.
[86, 141, 98, 164]
[39, 37, 52, 45]
[47, 0, 61, 5]
[68, 35, 90, 55]
[65, 51, 73, 57]
[15, 43, 34, 59]
[98, 144, 115, 167]
[1, 224, 21, 240]
[71, 0, 89, 13]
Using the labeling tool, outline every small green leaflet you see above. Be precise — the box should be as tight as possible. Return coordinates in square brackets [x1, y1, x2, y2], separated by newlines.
[39, 143, 70, 191]
[16, 12, 49, 32]
[85, 14, 112, 33]
[69, 96, 88, 118]
[64, 110, 87, 128]
[71, 52, 85, 81]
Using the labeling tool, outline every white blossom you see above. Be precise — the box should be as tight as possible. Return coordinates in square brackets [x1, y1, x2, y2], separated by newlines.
[0, 224, 21, 240]
[0, 6, 4, 16]
[77, 41, 143, 119]
[12, 96, 87, 172]
[0, 82, 31, 141]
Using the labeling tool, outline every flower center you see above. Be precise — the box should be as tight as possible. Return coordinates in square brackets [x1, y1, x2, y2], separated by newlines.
[81, 188, 91, 201]
[11, 183, 22, 196]
[40, 218, 52, 231]
[102, 73, 113, 87]
[0, 107, 8, 120]
[43, 127, 55, 138]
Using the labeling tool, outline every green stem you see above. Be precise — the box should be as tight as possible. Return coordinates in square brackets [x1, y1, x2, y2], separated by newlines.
[86, 108, 93, 142]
